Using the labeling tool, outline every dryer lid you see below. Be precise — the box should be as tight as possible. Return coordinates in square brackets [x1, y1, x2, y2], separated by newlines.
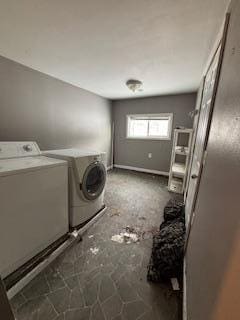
[43, 148, 102, 160]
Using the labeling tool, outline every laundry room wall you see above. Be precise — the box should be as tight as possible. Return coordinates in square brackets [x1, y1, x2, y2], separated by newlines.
[113, 93, 196, 174]
[0, 56, 112, 166]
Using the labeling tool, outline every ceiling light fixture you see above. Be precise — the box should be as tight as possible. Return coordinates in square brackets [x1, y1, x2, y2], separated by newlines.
[126, 79, 143, 93]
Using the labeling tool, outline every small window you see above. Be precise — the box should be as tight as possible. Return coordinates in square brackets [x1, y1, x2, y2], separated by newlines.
[126, 114, 173, 140]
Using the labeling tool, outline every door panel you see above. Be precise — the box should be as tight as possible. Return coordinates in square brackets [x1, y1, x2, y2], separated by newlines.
[185, 45, 221, 228]
[184, 79, 204, 224]
[184, 78, 205, 197]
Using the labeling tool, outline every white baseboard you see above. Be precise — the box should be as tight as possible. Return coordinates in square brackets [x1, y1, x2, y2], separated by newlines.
[107, 165, 113, 171]
[113, 164, 169, 177]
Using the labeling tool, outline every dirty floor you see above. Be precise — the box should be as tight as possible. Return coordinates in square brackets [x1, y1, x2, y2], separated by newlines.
[10, 168, 181, 320]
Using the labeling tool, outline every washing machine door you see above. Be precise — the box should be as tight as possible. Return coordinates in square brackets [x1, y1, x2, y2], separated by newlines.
[81, 161, 106, 200]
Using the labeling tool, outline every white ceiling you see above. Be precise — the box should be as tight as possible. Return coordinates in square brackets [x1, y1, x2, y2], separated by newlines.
[0, 0, 229, 99]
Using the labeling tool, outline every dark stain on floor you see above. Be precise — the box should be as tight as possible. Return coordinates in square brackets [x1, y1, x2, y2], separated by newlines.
[10, 168, 181, 320]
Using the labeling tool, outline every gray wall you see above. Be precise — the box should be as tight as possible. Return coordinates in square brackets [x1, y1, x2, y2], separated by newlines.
[113, 94, 196, 173]
[0, 56, 112, 165]
[186, 1, 240, 319]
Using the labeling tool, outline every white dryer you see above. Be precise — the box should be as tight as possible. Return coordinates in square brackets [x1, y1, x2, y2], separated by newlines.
[0, 142, 68, 278]
[44, 149, 106, 228]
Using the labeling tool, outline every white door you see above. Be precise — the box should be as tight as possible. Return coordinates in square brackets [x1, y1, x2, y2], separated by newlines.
[185, 45, 221, 228]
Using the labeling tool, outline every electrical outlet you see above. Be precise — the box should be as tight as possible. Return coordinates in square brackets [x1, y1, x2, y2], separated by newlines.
[148, 153, 152, 159]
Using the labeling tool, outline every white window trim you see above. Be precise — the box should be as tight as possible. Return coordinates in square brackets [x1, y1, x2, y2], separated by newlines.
[126, 113, 173, 140]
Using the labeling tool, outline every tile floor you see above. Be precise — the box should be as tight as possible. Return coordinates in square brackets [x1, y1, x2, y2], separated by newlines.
[10, 168, 181, 320]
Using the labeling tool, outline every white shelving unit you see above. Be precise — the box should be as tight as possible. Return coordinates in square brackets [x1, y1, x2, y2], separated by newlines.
[168, 129, 193, 194]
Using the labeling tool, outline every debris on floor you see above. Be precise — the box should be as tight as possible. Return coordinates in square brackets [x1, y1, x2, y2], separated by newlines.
[111, 224, 163, 245]
[125, 225, 135, 233]
[71, 230, 82, 242]
[147, 198, 185, 283]
[111, 224, 162, 245]
[90, 247, 99, 255]
[171, 277, 180, 291]
[71, 230, 79, 238]
[110, 207, 121, 217]
[111, 231, 139, 244]
[138, 216, 147, 221]
[88, 235, 94, 238]
[111, 234, 124, 243]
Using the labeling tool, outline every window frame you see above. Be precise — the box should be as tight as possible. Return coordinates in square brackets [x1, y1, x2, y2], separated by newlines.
[126, 113, 173, 141]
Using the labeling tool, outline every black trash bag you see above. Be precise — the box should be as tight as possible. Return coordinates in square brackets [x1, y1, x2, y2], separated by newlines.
[160, 216, 185, 230]
[147, 198, 186, 282]
[153, 220, 185, 259]
[147, 220, 185, 282]
[163, 198, 185, 221]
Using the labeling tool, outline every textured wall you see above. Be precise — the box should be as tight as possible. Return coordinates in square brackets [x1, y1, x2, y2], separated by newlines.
[113, 93, 196, 173]
[186, 1, 240, 319]
[0, 56, 112, 165]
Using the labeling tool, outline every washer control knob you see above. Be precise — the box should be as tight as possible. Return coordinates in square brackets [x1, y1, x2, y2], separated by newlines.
[23, 144, 32, 152]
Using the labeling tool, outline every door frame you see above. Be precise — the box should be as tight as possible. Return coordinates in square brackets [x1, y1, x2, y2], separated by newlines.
[185, 13, 231, 251]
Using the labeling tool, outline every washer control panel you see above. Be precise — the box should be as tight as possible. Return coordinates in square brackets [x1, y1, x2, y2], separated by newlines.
[0, 142, 41, 159]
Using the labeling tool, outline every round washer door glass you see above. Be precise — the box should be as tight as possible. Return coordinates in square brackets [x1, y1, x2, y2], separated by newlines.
[82, 162, 106, 200]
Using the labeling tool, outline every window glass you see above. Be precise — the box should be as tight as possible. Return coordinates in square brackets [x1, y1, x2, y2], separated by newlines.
[148, 119, 169, 137]
[129, 119, 148, 137]
[127, 114, 172, 140]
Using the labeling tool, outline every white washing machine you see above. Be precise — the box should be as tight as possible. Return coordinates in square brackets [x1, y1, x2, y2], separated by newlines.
[44, 149, 106, 228]
[0, 142, 69, 278]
